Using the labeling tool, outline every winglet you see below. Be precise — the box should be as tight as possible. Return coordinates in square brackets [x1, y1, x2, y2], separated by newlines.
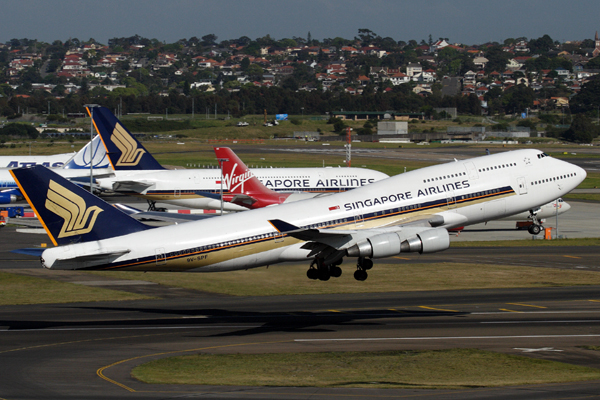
[10, 165, 152, 246]
[89, 106, 164, 171]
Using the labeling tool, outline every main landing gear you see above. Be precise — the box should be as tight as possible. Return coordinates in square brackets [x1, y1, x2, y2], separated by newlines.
[353, 257, 373, 281]
[527, 209, 543, 235]
[147, 200, 167, 212]
[307, 257, 342, 281]
[306, 257, 374, 281]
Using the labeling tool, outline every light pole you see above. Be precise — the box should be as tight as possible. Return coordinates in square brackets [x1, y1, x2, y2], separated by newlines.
[84, 104, 99, 193]
[217, 157, 229, 216]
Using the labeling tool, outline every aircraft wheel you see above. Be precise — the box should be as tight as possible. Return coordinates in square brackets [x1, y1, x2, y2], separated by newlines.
[362, 258, 373, 270]
[318, 269, 331, 281]
[330, 266, 342, 278]
[307, 268, 319, 280]
[354, 269, 368, 281]
[528, 224, 542, 235]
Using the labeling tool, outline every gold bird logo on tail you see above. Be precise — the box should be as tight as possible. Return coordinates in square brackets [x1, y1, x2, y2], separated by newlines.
[45, 180, 103, 238]
[112, 123, 146, 166]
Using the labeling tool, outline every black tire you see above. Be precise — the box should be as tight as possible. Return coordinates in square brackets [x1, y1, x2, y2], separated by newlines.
[330, 266, 342, 278]
[528, 224, 541, 235]
[307, 268, 319, 280]
[363, 258, 373, 270]
[354, 270, 368, 281]
[318, 269, 331, 281]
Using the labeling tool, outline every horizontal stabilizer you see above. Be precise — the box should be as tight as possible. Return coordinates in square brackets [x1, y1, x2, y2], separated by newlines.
[114, 203, 215, 223]
[56, 249, 130, 263]
[12, 248, 45, 256]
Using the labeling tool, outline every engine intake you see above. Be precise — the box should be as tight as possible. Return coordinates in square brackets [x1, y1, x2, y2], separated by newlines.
[346, 228, 449, 258]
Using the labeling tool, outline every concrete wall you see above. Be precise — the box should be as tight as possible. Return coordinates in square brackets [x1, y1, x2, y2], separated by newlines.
[377, 121, 408, 135]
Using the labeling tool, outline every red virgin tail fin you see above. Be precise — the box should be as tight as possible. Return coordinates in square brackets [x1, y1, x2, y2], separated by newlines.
[214, 147, 289, 209]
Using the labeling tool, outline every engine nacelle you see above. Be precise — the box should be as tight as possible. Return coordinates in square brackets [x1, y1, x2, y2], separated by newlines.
[0, 192, 18, 204]
[346, 228, 449, 258]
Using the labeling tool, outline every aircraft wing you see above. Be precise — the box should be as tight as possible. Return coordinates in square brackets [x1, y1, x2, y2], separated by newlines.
[268, 217, 451, 259]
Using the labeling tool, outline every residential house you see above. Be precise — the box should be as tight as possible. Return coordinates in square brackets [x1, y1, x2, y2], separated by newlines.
[555, 67, 570, 78]
[473, 56, 488, 70]
[430, 39, 450, 53]
[406, 62, 422, 77]
[389, 72, 410, 85]
[463, 70, 477, 86]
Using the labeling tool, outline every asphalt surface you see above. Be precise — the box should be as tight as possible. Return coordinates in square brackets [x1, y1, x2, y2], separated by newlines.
[2, 144, 600, 399]
[2, 227, 600, 399]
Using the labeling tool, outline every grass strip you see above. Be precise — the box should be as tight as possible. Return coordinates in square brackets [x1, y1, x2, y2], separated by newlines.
[87, 261, 600, 297]
[580, 346, 600, 351]
[564, 193, 600, 203]
[450, 238, 600, 247]
[0, 272, 149, 305]
[131, 349, 600, 388]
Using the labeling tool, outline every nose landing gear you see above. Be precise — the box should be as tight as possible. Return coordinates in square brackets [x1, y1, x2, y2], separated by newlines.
[527, 208, 543, 235]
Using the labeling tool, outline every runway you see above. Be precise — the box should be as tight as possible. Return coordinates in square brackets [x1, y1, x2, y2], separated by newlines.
[1, 287, 600, 399]
[1, 229, 600, 399]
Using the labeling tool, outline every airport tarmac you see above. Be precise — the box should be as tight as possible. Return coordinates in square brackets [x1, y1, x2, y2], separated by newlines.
[2, 145, 600, 399]
[2, 222, 600, 399]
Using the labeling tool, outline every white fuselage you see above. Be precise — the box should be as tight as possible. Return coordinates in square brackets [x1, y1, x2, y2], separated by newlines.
[0, 153, 76, 169]
[96, 167, 389, 211]
[42, 149, 586, 272]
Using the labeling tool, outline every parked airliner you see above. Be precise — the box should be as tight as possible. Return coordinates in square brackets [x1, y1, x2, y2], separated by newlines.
[0, 152, 75, 169]
[11, 149, 585, 281]
[213, 146, 329, 209]
[90, 106, 388, 211]
[0, 135, 111, 203]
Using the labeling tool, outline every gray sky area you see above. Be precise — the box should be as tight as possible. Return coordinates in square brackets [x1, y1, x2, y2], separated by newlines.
[1, 0, 599, 45]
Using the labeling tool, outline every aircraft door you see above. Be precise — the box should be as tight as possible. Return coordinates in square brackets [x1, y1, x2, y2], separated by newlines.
[446, 190, 456, 209]
[517, 177, 527, 195]
[155, 248, 166, 265]
[354, 214, 364, 227]
[174, 189, 181, 198]
[464, 162, 479, 180]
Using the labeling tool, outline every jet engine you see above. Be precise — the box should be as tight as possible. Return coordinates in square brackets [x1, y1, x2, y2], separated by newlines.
[0, 191, 19, 204]
[346, 228, 449, 259]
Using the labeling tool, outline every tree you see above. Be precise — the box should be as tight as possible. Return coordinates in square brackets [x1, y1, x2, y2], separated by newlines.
[528, 34, 554, 54]
[570, 75, 600, 114]
[246, 64, 264, 80]
[484, 45, 510, 73]
[201, 34, 217, 47]
[563, 113, 599, 143]
[587, 57, 600, 70]
[240, 57, 250, 71]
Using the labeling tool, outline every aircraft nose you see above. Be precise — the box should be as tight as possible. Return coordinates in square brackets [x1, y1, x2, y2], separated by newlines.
[576, 165, 587, 182]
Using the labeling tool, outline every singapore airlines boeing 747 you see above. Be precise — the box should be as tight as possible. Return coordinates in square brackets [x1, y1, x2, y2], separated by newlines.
[11, 149, 585, 281]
